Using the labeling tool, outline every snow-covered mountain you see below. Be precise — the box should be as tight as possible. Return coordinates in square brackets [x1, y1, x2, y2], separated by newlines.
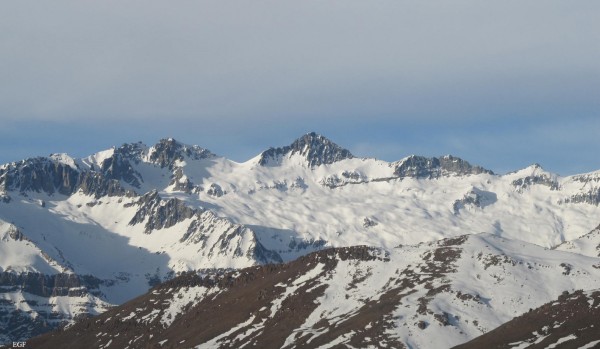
[28, 234, 600, 348]
[2, 132, 600, 344]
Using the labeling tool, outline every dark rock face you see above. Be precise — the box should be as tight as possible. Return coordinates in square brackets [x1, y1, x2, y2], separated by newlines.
[0, 157, 135, 199]
[3, 225, 24, 242]
[453, 188, 498, 214]
[564, 188, 600, 206]
[206, 183, 224, 197]
[78, 172, 134, 199]
[0, 139, 216, 198]
[129, 191, 197, 234]
[99, 146, 143, 189]
[394, 155, 493, 179]
[394, 156, 440, 179]
[0, 306, 54, 346]
[453, 290, 600, 349]
[149, 138, 214, 169]
[564, 173, 600, 205]
[571, 173, 600, 185]
[513, 175, 560, 191]
[258, 132, 354, 167]
[363, 217, 378, 228]
[512, 166, 559, 191]
[288, 238, 327, 252]
[0, 272, 102, 298]
[0, 272, 105, 343]
[252, 239, 284, 264]
[111, 142, 146, 162]
[178, 211, 283, 264]
[170, 168, 194, 193]
[0, 158, 80, 195]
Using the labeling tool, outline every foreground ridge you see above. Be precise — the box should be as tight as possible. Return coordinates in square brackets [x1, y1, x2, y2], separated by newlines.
[28, 234, 600, 348]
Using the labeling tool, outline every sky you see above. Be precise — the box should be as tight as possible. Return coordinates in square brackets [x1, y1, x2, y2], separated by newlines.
[1, 1, 599, 175]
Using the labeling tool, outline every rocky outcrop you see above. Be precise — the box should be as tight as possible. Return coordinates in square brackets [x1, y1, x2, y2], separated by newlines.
[99, 145, 143, 188]
[363, 217, 378, 228]
[206, 183, 225, 197]
[320, 171, 368, 188]
[78, 172, 135, 199]
[128, 191, 197, 233]
[2, 225, 25, 242]
[0, 157, 135, 199]
[180, 210, 283, 264]
[511, 165, 559, 191]
[128, 191, 282, 264]
[394, 155, 493, 179]
[0, 272, 102, 298]
[0, 272, 107, 344]
[563, 188, 600, 206]
[169, 168, 195, 193]
[258, 132, 354, 167]
[0, 158, 80, 195]
[513, 174, 560, 191]
[453, 188, 497, 214]
[148, 138, 214, 169]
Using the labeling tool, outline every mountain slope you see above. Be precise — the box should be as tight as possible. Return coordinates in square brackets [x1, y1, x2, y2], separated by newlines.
[28, 234, 600, 349]
[0, 180, 281, 342]
[555, 224, 600, 258]
[454, 289, 600, 349]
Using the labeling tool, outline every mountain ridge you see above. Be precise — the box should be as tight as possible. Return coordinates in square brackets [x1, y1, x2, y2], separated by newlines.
[2, 132, 600, 344]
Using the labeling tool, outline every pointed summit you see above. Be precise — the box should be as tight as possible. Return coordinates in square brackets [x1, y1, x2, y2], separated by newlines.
[258, 132, 354, 167]
[508, 163, 559, 191]
[148, 138, 214, 168]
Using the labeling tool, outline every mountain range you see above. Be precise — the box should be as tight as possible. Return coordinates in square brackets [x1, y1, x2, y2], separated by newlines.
[1, 132, 600, 347]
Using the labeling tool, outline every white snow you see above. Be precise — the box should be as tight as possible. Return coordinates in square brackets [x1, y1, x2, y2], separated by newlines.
[580, 339, 600, 349]
[545, 334, 577, 348]
[49, 153, 79, 169]
[161, 286, 218, 327]
[196, 315, 257, 348]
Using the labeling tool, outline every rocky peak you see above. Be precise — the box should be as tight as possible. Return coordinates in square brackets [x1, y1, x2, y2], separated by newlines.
[0, 157, 80, 195]
[99, 146, 143, 188]
[0, 154, 135, 198]
[113, 142, 147, 162]
[510, 164, 560, 192]
[258, 132, 354, 167]
[393, 155, 493, 179]
[148, 138, 214, 168]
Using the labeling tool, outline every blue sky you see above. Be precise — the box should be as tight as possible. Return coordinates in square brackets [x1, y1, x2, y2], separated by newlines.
[1, 1, 599, 175]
